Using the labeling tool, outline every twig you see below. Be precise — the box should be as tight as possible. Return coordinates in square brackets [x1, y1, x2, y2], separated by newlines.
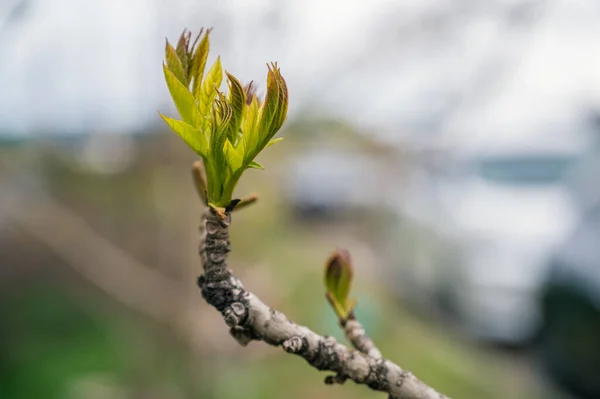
[191, 160, 208, 206]
[196, 206, 450, 399]
[233, 193, 259, 212]
[325, 250, 383, 359]
[342, 312, 383, 359]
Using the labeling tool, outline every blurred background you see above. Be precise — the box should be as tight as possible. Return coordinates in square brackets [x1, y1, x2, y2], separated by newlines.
[2, 0, 600, 398]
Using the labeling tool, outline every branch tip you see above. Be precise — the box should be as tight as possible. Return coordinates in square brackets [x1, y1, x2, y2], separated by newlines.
[191, 161, 209, 205]
[232, 193, 259, 212]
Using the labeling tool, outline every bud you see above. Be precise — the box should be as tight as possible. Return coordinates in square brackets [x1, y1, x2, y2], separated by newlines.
[324, 249, 356, 320]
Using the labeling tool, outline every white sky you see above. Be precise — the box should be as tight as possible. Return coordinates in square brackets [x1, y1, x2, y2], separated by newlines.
[1, 0, 600, 144]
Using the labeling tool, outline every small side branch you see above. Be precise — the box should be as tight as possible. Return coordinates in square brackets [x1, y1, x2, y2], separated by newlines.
[196, 207, 450, 399]
[342, 312, 383, 359]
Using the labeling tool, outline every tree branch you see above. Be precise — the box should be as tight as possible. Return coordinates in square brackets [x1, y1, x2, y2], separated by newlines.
[196, 206, 450, 399]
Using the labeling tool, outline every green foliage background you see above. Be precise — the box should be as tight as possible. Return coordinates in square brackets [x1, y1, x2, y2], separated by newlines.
[0, 135, 565, 399]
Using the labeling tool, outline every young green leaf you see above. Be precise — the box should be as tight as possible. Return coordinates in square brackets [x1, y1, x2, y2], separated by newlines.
[199, 56, 222, 115]
[191, 29, 211, 99]
[163, 64, 200, 127]
[225, 71, 246, 145]
[165, 41, 187, 86]
[274, 67, 289, 135]
[266, 137, 284, 148]
[159, 114, 208, 156]
[175, 29, 192, 71]
[266, 64, 289, 141]
[213, 92, 232, 137]
[257, 64, 282, 145]
[223, 139, 243, 172]
[208, 95, 233, 202]
[161, 28, 289, 208]
[243, 81, 257, 105]
[247, 161, 264, 170]
[240, 95, 260, 159]
[324, 249, 355, 320]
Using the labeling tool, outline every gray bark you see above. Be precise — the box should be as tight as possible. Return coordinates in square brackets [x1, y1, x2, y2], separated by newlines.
[197, 207, 450, 399]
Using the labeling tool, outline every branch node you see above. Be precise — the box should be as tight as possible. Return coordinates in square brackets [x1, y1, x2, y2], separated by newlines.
[324, 374, 348, 385]
[282, 336, 304, 354]
[223, 302, 246, 327]
[229, 326, 254, 346]
[206, 220, 222, 235]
